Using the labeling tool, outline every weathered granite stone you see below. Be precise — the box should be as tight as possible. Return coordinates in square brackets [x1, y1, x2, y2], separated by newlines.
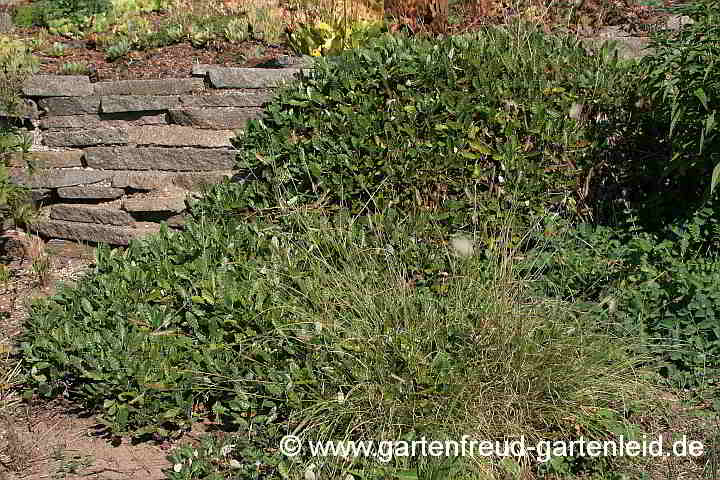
[101, 95, 182, 113]
[93, 78, 204, 96]
[125, 126, 234, 147]
[40, 112, 167, 129]
[23, 75, 93, 97]
[31, 219, 161, 245]
[178, 93, 273, 108]
[86, 147, 235, 171]
[3, 151, 83, 168]
[111, 170, 232, 191]
[123, 193, 187, 213]
[165, 214, 186, 228]
[168, 108, 263, 129]
[51, 204, 134, 226]
[57, 186, 125, 200]
[10, 168, 111, 188]
[38, 96, 101, 115]
[43, 128, 128, 147]
[207, 67, 304, 89]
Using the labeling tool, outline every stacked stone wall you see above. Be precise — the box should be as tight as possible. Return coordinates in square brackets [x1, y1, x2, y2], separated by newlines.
[4, 63, 308, 245]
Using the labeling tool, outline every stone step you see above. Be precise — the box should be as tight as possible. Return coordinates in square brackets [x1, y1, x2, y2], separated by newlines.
[122, 191, 188, 213]
[30, 219, 161, 246]
[10, 168, 112, 188]
[168, 107, 262, 129]
[50, 204, 134, 226]
[93, 78, 204, 96]
[206, 67, 305, 89]
[23, 75, 93, 97]
[57, 186, 125, 200]
[40, 112, 167, 129]
[111, 170, 232, 191]
[3, 151, 83, 169]
[85, 147, 235, 171]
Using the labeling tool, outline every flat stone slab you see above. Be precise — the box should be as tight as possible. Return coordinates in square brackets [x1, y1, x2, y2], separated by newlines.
[31, 219, 161, 245]
[123, 192, 187, 213]
[57, 185, 125, 200]
[207, 67, 304, 89]
[10, 168, 111, 188]
[93, 78, 204, 96]
[111, 170, 232, 191]
[40, 112, 167, 129]
[38, 96, 101, 115]
[85, 147, 235, 171]
[168, 108, 263, 129]
[101, 95, 182, 113]
[51, 204, 134, 226]
[3, 151, 83, 168]
[126, 126, 234, 147]
[43, 128, 128, 147]
[178, 92, 273, 108]
[23, 75, 93, 97]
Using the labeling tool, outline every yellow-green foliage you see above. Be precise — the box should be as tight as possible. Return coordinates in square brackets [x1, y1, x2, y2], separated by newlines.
[287, 19, 385, 57]
[0, 36, 39, 116]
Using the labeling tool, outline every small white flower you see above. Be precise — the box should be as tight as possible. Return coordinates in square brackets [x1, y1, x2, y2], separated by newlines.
[173, 463, 183, 473]
[220, 444, 235, 457]
[497, 175, 505, 184]
[450, 236, 475, 258]
[337, 391, 345, 403]
[229, 459, 243, 469]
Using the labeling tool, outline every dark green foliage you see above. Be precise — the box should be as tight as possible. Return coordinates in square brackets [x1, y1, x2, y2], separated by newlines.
[609, 0, 720, 230]
[221, 26, 634, 242]
[531, 207, 720, 389]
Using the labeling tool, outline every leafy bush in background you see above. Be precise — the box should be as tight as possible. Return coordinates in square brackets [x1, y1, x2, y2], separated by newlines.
[611, 0, 720, 230]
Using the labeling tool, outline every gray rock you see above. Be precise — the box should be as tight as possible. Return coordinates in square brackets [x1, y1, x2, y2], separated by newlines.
[93, 78, 204, 96]
[125, 126, 234, 147]
[38, 96, 101, 115]
[57, 186, 125, 200]
[43, 128, 128, 147]
[179, 92, 273, 108]
[30, 219, 161, 245]
[86, 147, 236, 171]
[10, 168, 112, 188]
[207, 67, 305, 89]
[111, 170, 233, 191]
[3, 151, 83, 168]
[51, 204, 134, 226]
[168, 108, 263, 129]
[101, 95, 182, 113]
[123, 193, 187, 213]
[23, 75, 93, 97]
[40, 112, 167, 129]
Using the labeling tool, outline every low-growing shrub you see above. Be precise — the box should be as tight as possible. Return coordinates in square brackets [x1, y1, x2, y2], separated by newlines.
[222, 24, 636, 247]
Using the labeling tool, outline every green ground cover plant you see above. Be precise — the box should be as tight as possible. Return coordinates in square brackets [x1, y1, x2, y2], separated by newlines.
[19, 208, 654, 478]
[11, 4, 720, 479]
